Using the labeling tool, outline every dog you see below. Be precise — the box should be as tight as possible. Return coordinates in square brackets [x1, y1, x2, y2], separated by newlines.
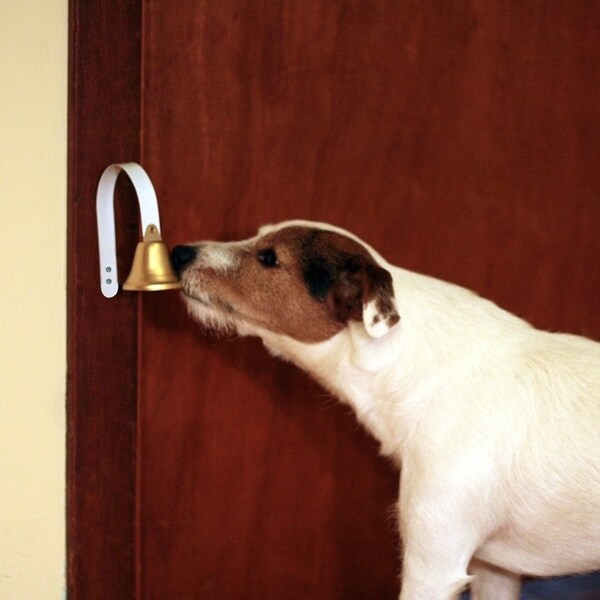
[172, 220, 600, 600]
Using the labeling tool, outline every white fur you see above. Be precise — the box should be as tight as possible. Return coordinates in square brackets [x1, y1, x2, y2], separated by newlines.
[185, 220, 600, 599]
[198, 239, 247, 270]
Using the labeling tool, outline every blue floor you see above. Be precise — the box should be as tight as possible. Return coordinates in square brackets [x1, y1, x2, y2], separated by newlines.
[461, 571, 600, 599]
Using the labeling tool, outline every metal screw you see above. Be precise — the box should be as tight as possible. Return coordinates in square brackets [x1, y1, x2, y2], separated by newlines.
[105, 266, 112, 273]
[106, 278, 113, 285]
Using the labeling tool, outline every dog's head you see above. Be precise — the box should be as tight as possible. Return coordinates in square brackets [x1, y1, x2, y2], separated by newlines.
[172, 221, 400, 343]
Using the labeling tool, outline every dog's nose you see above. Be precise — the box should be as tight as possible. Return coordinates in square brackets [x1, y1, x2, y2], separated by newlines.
[171, 245, 197, 275]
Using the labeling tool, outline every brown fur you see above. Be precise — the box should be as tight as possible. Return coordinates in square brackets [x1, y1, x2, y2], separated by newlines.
[181, 226, 398, 343]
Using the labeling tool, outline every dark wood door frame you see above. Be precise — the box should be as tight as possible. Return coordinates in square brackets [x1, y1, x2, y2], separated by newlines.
[68, 1, 142, 597]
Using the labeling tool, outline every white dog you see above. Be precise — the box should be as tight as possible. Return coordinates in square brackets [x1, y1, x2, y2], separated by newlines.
[172, 220, 600, 600]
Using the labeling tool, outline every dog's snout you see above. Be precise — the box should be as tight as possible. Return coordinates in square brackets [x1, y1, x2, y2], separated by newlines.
[172, 245, 197, 274]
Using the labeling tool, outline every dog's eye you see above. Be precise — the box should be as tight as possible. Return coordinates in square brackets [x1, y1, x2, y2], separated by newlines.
[257, 248, 279, 268]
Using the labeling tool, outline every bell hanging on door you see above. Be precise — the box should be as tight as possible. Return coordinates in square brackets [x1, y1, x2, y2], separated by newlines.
[96, 162, 182, 298]
[123, 224, 181, 291]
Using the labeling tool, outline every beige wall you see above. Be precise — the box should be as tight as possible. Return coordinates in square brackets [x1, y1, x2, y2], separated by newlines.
[0, 1, 67, 598]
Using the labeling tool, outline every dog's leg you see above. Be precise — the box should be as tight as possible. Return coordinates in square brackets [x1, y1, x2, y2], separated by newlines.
[469, 560, 520, 600]
[398, 517, 474, 600]
[397, 469, 488, 600]
[399, 547, 473, 600]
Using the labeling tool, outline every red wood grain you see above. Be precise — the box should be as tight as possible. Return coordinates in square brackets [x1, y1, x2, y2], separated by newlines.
[69, 1, 600, 598]
[140, 2, 600, 599]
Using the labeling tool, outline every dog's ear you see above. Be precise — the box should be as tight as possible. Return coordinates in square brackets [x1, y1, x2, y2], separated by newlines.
[328, 254, 400, 338]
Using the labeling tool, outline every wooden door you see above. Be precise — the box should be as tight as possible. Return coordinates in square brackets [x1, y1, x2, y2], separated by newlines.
[68, 2, 600, 599]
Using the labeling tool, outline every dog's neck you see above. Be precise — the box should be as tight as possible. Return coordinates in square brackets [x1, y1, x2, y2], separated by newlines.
[254, 267, 530, 461]
[255, 268, 437, 459]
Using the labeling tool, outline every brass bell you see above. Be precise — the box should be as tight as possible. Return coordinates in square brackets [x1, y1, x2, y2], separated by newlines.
[123, 224, 182, 291]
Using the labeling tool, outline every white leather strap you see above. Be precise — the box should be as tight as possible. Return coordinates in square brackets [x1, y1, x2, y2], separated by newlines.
[96, 162, 161, 298]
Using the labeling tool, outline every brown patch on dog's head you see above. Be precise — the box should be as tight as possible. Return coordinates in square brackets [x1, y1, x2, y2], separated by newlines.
[178, 224, 400, 343]
[300, 229, 400, 338]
